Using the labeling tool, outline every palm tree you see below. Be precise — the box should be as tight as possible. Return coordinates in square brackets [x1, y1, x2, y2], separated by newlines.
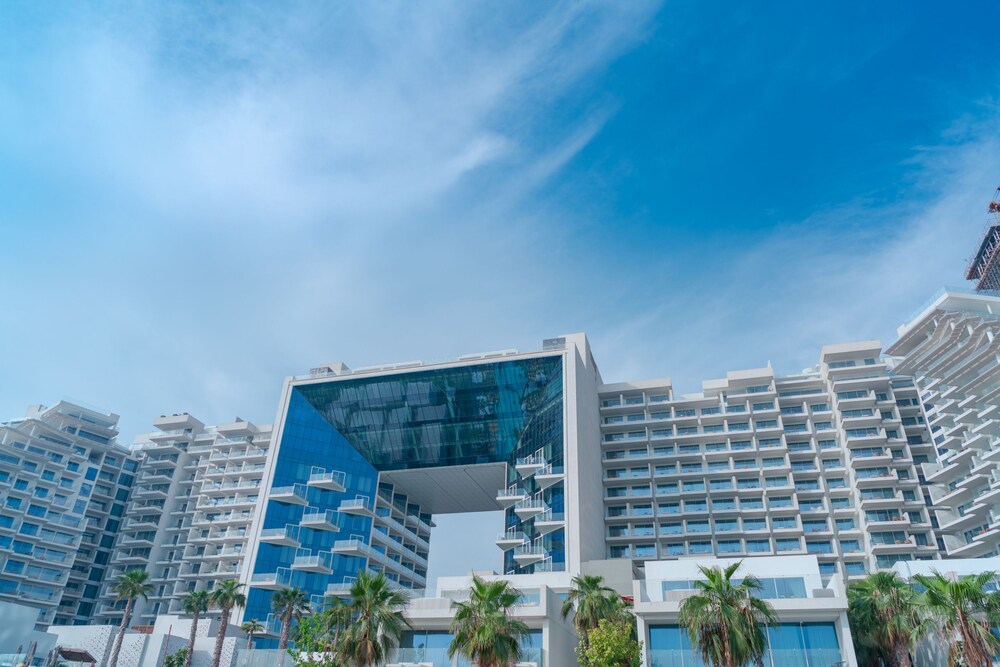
[272, 587, 311, 649]
[240, 619, 265, 650]
[209, 579, 246, 667]
[848, 571, 926, 667]
[342, 570, 410, 667]
[561, 574, 620, 644]
[181, 590, 210, 667]
[915, 570, 1000, 667]
[108, 569, 154, 667]
[449, 576, 530, 667]
[678, 562, 777, 667]
[322, 597, 354, 654]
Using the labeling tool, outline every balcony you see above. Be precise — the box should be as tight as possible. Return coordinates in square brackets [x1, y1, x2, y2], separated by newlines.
[325, 579, 355, 599]
[514, 498, 548, 519]
[496, 487, 529, 508]
[306, 467, 346, 492]
[260, 526, 300, 548]
[250, 570, 291, 591]
[269, 484, 309, 506]
[534, 465, 565, 490]
[512, 544, 547, 564]
[301, 509, 339, 532]
[339, 497, 375, 517]
[534, 511, 564, 535]
[291, 552, 333, 574]
[515, 455, 546, 477]
[496, 531, 527, 550]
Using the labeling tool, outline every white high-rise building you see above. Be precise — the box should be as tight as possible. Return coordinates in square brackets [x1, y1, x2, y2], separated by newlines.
[598, 340, 940, 580]
[886, 287, 1000, 558]
[97, 413, 273, 626]
[0, 401, 138, 628]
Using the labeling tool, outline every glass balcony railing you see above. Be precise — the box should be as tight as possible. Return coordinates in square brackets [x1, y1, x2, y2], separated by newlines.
[648, 648, 842, 667]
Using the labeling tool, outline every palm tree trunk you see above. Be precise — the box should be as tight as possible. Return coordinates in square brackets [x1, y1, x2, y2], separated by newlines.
[893, 642, 912, 667]
[279, 610, 291, 649]
[246, 631, 253, 649]
[185, 611, 199, 667]
[108, 598, 134, 667]
[212, 606, 231, 667]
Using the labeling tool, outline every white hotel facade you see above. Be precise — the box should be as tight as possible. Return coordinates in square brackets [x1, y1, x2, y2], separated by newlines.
[5, 285, 1000, 666]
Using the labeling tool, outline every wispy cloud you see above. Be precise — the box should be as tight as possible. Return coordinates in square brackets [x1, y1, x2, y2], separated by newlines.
[593, 106, 1000, 392]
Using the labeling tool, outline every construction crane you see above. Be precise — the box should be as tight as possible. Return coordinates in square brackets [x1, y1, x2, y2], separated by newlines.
[966, 185, 1000, 292]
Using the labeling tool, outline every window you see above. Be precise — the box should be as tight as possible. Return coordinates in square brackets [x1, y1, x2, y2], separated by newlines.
[660, 523, 682, 535]
[806, 541, 832, 554]
[738, 478, 761, 489]
[800, 500, 824, 512]
[713, 499, 736, 510]
[837, 390, 869, 400]
[718, 540, 741, 553]
[730, 440, 752, 450]
[689, 542, 712, 554]
[840, 540, 862, 552]
[828, 478, 847, 488]
[658, 503, 679, 515]
[773, 517, 796, 529]
[769, 497, 792, 508]
[715, 519, 738, 532]
[845, 562, 866, 575]
[664, 543, 685, 556]
[802, 520, 828, 533]
[747, 539, 770, 553]
[744, 518, 766, 531]
[810, 403, 830, 412]
[765, 476, 788, 488]
[741, 498, 763, 510]
[686, 521, 709, 534]
[836, 519, 857, 530]
[776, 538, 800, 552]
[753, 402, 774, 411]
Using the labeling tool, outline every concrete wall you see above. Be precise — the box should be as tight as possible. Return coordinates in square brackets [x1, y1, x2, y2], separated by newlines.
[563, 333, 606, 570]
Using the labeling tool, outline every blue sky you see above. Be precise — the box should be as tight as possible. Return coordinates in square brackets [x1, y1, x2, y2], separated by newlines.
[2, 1, 999, 585]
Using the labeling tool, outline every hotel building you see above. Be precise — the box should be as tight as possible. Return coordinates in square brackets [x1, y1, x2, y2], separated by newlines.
[96, 413, 273, 626]
[0, 401, 137, 628]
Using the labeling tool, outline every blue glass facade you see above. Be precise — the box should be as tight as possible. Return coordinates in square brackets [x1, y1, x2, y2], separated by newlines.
[246, 355, 565, 646]
[648, 623, 841, 667]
